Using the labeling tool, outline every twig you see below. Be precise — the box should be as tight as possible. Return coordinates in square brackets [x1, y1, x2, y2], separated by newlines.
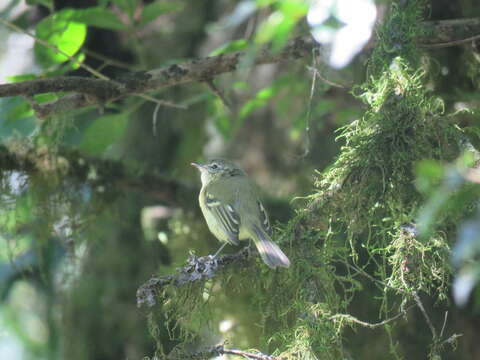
[0, 18, 184, 116]
[204, 78, 231, 110]
[168, 344, 283, 360]
[136, 247, 251, 308]
[341, 260, 408, 294]
[418, 18, 480, 48]
[306, 65, 346, 89]
[84, 48, 142, 71]
[412, 290, 437, 338]
[0, 33, 317, 118]
[440, 311, 448, 339]
[152, 102, 162, 136]
[400, 271, 437, 340]
[329, 304, 415, 329]
[439, 333, 463, 347]
[2, 17, 480, 117]
[419, 33, 480, 49]
[223, 348, 282, 360]
[0, 18, 108, 80]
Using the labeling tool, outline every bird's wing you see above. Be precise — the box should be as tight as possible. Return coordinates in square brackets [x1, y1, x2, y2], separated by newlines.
[204, 191, 241, 245]
[257, 200, 273, 237]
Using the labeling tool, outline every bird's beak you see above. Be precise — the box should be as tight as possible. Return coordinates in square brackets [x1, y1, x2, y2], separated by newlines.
[191, 162, 206, 171]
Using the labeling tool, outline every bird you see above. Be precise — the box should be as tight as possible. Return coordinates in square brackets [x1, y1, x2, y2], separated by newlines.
[191, 159, 290, 269]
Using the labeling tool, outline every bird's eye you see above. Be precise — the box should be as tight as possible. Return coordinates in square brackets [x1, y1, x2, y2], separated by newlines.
[211, 163, 218, 169]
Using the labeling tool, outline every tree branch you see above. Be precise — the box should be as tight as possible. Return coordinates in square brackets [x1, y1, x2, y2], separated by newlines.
[418, 18, 480, 48]
[0, 144, 189, 205]
[0, 36, 317, 118]
[167, 344, 283, 360]
[1, 18, 479, 118]
[0, 76, 122, 99]
[136, 247, 251, 308]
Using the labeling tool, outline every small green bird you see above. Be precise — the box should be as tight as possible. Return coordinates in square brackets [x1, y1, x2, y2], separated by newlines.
[192, 159, 290, 269]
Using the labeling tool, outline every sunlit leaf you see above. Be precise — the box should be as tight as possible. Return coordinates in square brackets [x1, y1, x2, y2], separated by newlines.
[209, 39, 248, 56]
[139, 1, 184, 26]
[35, 10, 87, 67]
[34, 93, 58, 104]
[255, 0, 308, 51]
[239, 86, 276, 119]
[5, 74, 38, 83]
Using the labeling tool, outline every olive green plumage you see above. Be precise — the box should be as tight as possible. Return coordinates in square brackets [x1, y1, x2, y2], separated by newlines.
[192, 159, 290, 269]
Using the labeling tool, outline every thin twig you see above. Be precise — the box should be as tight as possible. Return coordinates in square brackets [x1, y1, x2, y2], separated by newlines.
[223, 348, 282, 360]
[169, 344, 282, 360]
[400, 271, 437, 340]
[439, 333, 463, 347]
[152, 102, 162, 136]
[306, 65, 346, 89]
[341, 260, 408, 294]
[419, 33, 480, 49]
[136, 93, 186, 109]
[84, 48, 142, 71]
[0, 18, 183, 115]
[329, 304, 415, 329]
[0, 18, 108, 80]
[299, 53, 317, 158]
[440, 311, 448, 339]
[204, 78, 231, 110]
[412, 290, 437, 339]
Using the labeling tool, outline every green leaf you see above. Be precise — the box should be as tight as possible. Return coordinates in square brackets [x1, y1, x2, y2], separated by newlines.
[5, 74, 38, 83]
[34, 93, 58, 104]
[239, 86, 276, 119]
[35, 10, 87, 67]
[138, 1, 184, 27]
[0, 98, 36, 143]
[209, 39, 248, 56]
[254, 0, 307, 51]
[67, 7, 126, 30]
[79, 113, 128, 156]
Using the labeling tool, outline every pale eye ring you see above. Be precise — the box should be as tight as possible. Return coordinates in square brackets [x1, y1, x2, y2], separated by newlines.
[211, 163, 218, 169]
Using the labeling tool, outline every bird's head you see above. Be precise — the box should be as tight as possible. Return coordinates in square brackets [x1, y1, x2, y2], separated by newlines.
[191, 159, 245, 185]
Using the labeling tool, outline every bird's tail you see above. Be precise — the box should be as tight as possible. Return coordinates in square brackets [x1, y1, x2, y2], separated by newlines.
[251, 224, 290, 268]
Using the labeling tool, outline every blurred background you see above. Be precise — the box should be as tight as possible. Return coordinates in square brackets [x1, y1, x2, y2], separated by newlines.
[1, 0, 480, 359]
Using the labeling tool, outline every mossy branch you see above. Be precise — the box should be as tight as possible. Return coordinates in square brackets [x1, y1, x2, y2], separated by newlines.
[167, 343, 283, 360]
[0, 143, 189, 205]
[136, 247, 251, 308]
